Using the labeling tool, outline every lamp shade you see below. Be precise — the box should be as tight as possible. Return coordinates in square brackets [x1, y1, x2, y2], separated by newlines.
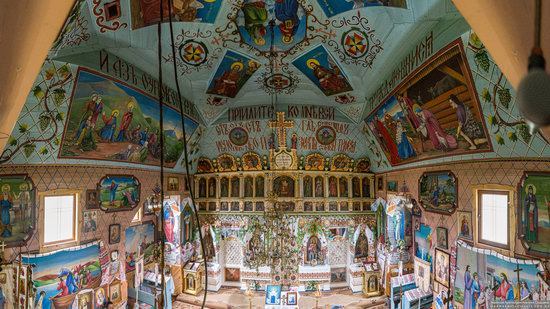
[517, 68, 550, 133]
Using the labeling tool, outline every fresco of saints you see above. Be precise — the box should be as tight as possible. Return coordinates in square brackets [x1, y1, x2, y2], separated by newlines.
[315, 177, 323, 197]
[211, 62, 244, 98]
[414, 106, 457, 151]
[0, 184, 13, 237]
[524, 185, 538, 242]
[116, 100, 135, 142]
[373, 114, 400, 164]
[306, 58, 352, 95]
[275, 0, 299, 44]
[90, 95, 104, 129]
[242, 0, 268, 46]
[75, 93, 99, 142]
[395, 117, 416, 160]
[494, 273, 515, 301]
[99, 110, 119, 142]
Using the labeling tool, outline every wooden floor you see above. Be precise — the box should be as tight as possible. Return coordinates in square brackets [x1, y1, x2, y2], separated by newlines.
[172, 287, 389, 308]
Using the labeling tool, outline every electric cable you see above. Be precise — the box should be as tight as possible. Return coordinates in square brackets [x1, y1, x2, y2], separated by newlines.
[166, 1, 208, 308]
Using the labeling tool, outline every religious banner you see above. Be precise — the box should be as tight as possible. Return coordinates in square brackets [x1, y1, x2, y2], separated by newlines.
[59, 68, 199, 168]
[454, 240, 543, 309]
[365, 40, 491, 166]
[125, 222, 156, 272]
[22, 241, 102, 309]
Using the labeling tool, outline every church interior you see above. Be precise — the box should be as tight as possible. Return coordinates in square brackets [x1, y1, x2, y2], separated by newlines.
[2, 0, 550, 308]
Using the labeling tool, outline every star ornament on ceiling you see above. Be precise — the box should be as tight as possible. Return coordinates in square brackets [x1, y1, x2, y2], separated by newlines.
[179, 39, 208, 66]
[342, 28, 369, 59]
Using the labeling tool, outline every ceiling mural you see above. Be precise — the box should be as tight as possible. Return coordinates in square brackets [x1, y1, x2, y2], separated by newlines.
[10, 0, 550, 173]
[292, 44, 353, 96]
[205, 49, 261, 98]
[317, 0, 407, 18]
[130, 0, 223, 29]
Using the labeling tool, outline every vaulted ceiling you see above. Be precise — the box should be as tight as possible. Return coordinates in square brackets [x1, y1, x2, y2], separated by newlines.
[52, 0, 461, 125]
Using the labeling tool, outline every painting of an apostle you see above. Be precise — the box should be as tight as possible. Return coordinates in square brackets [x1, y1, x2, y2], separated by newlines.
[293, 45, 353, 96]
[206, 50, 261, 98]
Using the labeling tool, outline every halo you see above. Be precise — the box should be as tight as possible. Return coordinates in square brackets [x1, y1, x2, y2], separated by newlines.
[111, 109, 120, 116]
[282, 35, 293, 44]
[1, 184, 11, 192]
[231, 61, 244, 72]
[525, 184, 536, 195]
[127, 98, 136, 109]
[306, 58, 320, 69]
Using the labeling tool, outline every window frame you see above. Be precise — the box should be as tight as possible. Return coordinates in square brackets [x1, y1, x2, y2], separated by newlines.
[477, 189, 510, 250]
[39, 189, 81, 251]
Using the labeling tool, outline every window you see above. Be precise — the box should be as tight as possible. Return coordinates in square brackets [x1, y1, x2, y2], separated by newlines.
[43, 194, 78, 245]
[478, 190, 509, 249]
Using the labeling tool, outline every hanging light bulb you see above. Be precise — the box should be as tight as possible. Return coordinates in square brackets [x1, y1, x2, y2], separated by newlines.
[516, 0, 550, 134]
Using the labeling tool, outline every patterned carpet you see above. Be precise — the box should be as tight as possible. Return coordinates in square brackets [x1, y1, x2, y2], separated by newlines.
[172, 288, 389, 308]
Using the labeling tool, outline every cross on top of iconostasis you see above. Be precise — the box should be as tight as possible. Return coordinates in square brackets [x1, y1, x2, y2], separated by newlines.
[268, 112, 294, 149]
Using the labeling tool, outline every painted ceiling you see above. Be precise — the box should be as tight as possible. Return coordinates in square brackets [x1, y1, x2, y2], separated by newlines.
[3, 0, 550, 173]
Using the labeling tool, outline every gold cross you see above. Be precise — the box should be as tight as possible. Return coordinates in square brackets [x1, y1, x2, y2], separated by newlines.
[0, 240, 6, 253]
[268, 112, 294, 149]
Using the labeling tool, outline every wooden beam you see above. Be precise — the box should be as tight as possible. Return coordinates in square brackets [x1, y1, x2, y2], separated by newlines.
[0, 0, 75, 152]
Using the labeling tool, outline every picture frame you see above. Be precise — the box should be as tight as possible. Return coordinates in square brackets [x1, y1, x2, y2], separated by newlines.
[95, 285, 108, 308]
[109, 280, 122, 304]
[286, 291, 298, 305]
[167, 176, 179, 191]
[436, 227, 448, 249]
[518, 172, 550, 258]
[387, 180, 398, 193]
[265, 285, 282, 305]
[78, 289, 94, 308]
[418, 171, 458, 215]
[82, 210, 98, 234]
[434, 249, 450, 288]
[109, 224, 121, 244]
[457, 210, 473, 241]
[110, 250, 119, 262]
[377, 175, 384, 191]
[0, 174, 36, 248]
[97, 175, 141, 212]
[86, 189, 99, 209]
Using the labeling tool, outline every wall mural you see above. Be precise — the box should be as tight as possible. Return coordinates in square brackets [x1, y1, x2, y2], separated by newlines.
[317, 0, 407, 18]
[206, 50, 261, 98]
[130, 0, 222, 29]
[292, 45, 353, 96]
[0, 175, 35, 247]
[519, 172, 550, 258]
[419, 171, 458, 215]
[124, 222, 156, 272]
[454, 240, 542, 308]
[365, 40, 491, 166]
[59, 68, 199, 168]
[22, 242, 102, 309]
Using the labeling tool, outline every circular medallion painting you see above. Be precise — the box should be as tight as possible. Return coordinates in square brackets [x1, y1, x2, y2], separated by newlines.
[229, 127, 249, 146]
[316, 126, 337, 145]
[265, 74, 293, 90]
[342, 28, 369, 59]
[179, 40, 208, 66]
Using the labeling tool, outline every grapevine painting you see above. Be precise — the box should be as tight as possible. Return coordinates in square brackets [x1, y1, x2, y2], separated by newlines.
[365, 40, 491, 166]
